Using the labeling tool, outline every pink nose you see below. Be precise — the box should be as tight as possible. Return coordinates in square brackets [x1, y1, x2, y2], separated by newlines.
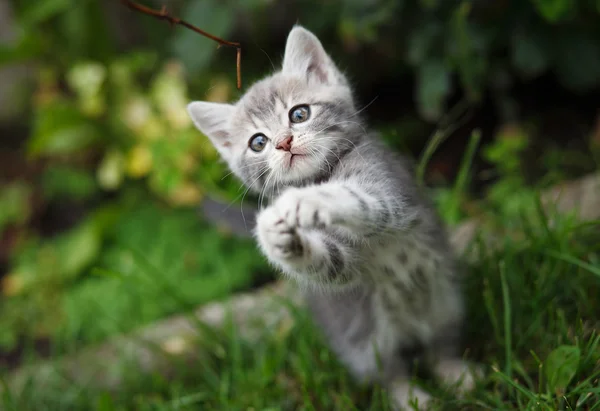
[276, 136, 293, 151]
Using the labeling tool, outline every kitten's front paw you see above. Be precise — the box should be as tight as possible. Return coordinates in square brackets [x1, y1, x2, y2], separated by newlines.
[256, 205, 305, 264]
[276, 188, 332, 230]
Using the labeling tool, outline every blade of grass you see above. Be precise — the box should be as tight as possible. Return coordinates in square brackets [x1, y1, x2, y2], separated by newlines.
[493, 367, 539, 402]
[544, 250, 600, 278]
[452, 128, 481, 200]
[416, 99, 472, 185]
[500, 261, 512, 379]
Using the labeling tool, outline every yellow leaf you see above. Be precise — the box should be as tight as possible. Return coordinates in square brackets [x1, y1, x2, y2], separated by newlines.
[140, 117, 166, 141]
[127, 144, 153, 178]
[178, 153, 197, 173]
[1, 273, 23, 296]
[66, 62, 106, 99]
[123, 96, 153, 134]
[168, 182, 203, 206]
[97, 150, 125, 190]
[151, 61, 191, 130]
[206, 77, 231, 103]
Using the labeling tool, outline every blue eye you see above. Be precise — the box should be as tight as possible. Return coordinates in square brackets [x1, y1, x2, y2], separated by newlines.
[249, 133, 268, 152]
[289, 105, 310, 123]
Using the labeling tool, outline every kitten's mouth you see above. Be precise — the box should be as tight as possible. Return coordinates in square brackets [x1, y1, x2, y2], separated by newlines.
[288, 153, 304, 167]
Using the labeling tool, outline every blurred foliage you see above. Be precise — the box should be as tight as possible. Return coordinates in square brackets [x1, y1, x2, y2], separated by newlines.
[30, 55, 239, 205]
[334, 0, 600, 120]
[5, 0, 600, 120]
[432, 122, 589, 226]
[1, 192, 270, 351]
[0, 183, 32, 233]
[0, 0, 599, 362]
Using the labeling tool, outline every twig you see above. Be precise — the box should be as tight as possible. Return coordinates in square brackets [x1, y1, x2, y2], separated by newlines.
[120, 0, 242, 89]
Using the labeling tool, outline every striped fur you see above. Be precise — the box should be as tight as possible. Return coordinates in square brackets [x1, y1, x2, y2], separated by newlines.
[188, 26, 480, 410]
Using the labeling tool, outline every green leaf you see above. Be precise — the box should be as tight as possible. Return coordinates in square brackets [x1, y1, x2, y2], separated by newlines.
[337, 2, 394, 44]
[41, 166, 98, 201]
[170, 0, 234, 74]
[448, 2, 487, 102]
[19, 0, 72, 26]
[56, 220, 103, 281]
[406, 23, 442, 66]
[544, 345, 580, 395]
[28, 101, 100, 157]
[0, 182, 32, 231]
[553, 31, 600, 91]
[61, 202, 270, 344]
[415, 59, 451, 121]
[0, 320, 18, 351]
[511, 30, 549, 78]
[419, 0, 440, 10]
[531, 0, 576, 22]
[59, 0, 115, 61]
[7, 217, 103, 296]
[0, 34, 43, 65]
[483, 127, 529, 173]
[94, 392, 116, 411]
[91, 267, 126, 280]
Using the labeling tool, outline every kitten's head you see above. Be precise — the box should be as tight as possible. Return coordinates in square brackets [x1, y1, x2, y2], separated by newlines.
[187, 26, 362, 195]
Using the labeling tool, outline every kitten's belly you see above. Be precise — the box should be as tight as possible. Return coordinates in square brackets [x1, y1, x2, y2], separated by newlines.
[304, 257, 463, 381]
[304, 235, 463, 375]
[359, 236, 463, 344]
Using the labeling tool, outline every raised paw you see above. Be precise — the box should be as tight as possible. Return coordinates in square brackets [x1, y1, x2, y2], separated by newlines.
[275, 188, 333, 230]
[256, 205, 305, 263]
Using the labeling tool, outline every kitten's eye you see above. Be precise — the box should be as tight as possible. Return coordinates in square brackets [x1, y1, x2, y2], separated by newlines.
[249, 133, 268, 152]
[289, 105, 310, 123]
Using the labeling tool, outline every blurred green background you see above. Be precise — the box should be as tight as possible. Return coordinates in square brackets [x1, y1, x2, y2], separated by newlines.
[0, 0, 599, 372]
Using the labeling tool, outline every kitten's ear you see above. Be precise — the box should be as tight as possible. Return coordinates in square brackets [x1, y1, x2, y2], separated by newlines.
[187, 101, 235, 159]
[282, 26, 346, 86]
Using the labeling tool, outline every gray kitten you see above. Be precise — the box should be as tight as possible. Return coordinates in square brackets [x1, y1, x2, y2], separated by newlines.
[187, 26, 479, 410]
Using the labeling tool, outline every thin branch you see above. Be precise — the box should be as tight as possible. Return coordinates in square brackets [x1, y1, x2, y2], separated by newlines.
[120, 0, 242, 89]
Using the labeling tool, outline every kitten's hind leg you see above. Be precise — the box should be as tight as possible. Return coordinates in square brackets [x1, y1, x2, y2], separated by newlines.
[388, 378, 432, 411]
[428, 318, 482, 396]
[433, 358, 483, 395]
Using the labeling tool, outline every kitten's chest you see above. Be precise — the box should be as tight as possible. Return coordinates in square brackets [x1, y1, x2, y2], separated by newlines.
[360, 237, 441, 279]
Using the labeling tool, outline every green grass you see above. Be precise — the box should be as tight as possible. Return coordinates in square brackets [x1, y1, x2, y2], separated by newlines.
[0, 197, 272, 354]
[2, 205, 599, 410]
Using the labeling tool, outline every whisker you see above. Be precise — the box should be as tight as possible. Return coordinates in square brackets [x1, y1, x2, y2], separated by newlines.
[313, 132, 369, 164]
[259, 166, 277, 209]
[349, 95, 379, 118]
[221, 164, 269, 215]
[253, 41, 276, 72]
[307, 145, 336, 168]
[220, 160, 270, 181]
[239, 166, 271, 228]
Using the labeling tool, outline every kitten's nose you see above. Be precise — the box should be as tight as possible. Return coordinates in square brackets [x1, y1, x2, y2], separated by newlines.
[276, 135, 293, 151]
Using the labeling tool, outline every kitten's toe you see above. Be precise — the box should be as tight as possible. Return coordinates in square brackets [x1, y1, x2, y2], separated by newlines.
[256, 207, 304, 260]
[389, 380, 433, 411]
[297, 199, 332, 228]
[434, 359, 483, 394]
[277, 189, 332, 229]
[269, 230, 303, 258]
